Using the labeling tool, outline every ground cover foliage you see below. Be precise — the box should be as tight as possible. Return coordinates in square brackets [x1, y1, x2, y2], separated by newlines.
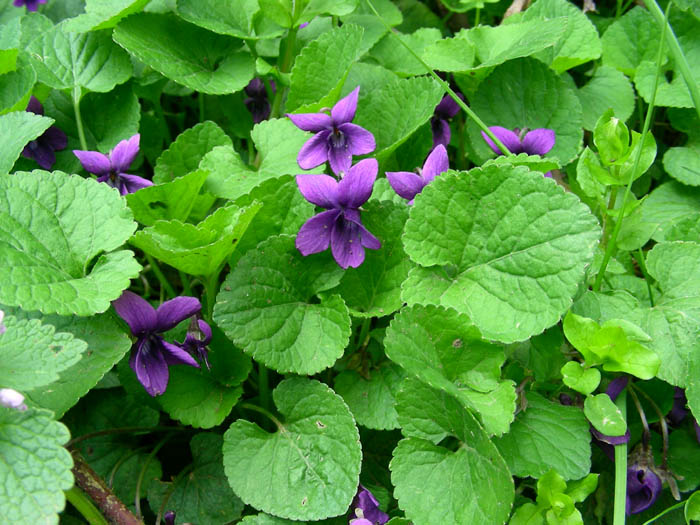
[1, 0, 700, 523]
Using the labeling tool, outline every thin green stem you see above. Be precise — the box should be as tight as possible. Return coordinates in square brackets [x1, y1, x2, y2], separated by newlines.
[355, 319, 371, 351]
[203, 273, 218, 321]
[630, 383, 669, 466]
[134, 434, 173, 519]
[364, 0, 513, 157]
[473, 7, 481, 26]
[643, 0, 700, 121]
[601, 187, 619, 249]
[240, 402, 285, 430]
[634, 249, 655, 307]
[628, 385, 651, 447]
[259, 362, 271, 415]
[66, 486, 110, 525]
[144, 254, 177, 299]
[269, 3, 302, 119]
[593, 3, 668, 292]
[73, 87, 88, 151]
[613, 389, 628, 525]
[179, 270, 192, 296]
[108, 447, 145, 488]
[641, 500, 685, 524]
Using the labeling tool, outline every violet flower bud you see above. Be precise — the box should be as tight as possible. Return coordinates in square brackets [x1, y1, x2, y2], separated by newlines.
[163, 510, 176, 525]
[626, 463, 662, 514]
[0, 388, 28, 411]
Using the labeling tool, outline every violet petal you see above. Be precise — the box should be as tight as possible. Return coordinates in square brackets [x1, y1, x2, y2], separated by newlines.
[339, 122, 376, 156]
[155, 296, 202, 332]
[345, 210, 381, 250]
[197, 319, 212, 343]
[421, 144, 449, 184]
[74, 150, 111, 176]
[297, 130, 331, 170]
[161, 340, 201, 367]
[431, 117, 451, 149]
[336, 158, 377, 208]
[296, 209, 339, 256]
[434, 94, 461, 119]
[131, 338, 170, 397]
[606, 376, 629, 402]
[351, 485, 390, 524]
[330, 216, 364, 269]
[43, 126, 68, 151]
[26, 95, 43, 115]
[112, 291, 157, 335]
[626, 465, 662, 514]
[119, 174, 154, 194]
[110, 134, 140, 173]
[522, 128, 556, 156]
[331, 86, 360, 124]
[327, 137, 353, 176]
[296, 174, 338, 209]
[481, 126, 522, 155]
[386, 170, 424, 202]
[23, 140, 56, 170]
[287, 112, 332, 132]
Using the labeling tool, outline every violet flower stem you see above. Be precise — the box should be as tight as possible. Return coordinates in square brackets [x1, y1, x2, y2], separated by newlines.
[269, 4, 301, 120]
[613, 389, 628, 525]
[641, 500, 686, 524]
[65, 486, 109, 525]
[593, 2, 668, 292]
[628, 385, 651, 448]
[601, 187, 618, 249]
[144, 254, 177, 299]
[364, 0, 513, 157]
[134, 434, 173, 519]
[633, 249, 655, 307]
[72, 87, 88, 151]
[630, 383, 669, 467]
[240, 402, 284, 430]
[356, 318, 371, 352]
[643, 0, 700, 121]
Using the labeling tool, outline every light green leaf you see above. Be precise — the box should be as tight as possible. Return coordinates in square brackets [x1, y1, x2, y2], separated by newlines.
[223, 378, 362, 521]
[0, 64, 35, 115]
[0, 171, 141, 315]
[666, 214, 700, 241]
[62, 0, 150, 31]
[240, 515, 301, 525]
[113, 13, 255, 95]
[601, 7, 661, 76]
[664, 141, 700, 186]
[26, 21, 132, 92]
[483, 152, 561, 175]
[287, 24, 363, 112]
[392, 379, 514, 525]
[421, 34, 475, 72]
[0, 110, 53, 174]
[521, 0, 601, 72]
[493, 392, 591, 480]
[332, 201, 414, 318]
[0, 407, 73, 525]
[384, 305, 514, 435]
[354, 76, 442, 159]
[561, 362, 601, 395]
[669, 429, 700, 492]
[213, 235, 349, 375]
[334, 363, 405, 430]
[577, 66, 635, 131]
[584, 393, 627, 436]
[0, 315, 85, 392]
[176, 0, 285, 40]
[401, 165, 600, 343]
[686, 491, 700, 523]
[300, 0, 359, 21]
[154, 120, 232, 183]
[126, 170, 209, 226]
[80, 84, 141, 152]
[466, 58, 583, 165]
[130, 202, 261, 276]
[509, 503, 545, 525]
[370, 28, 442, 77]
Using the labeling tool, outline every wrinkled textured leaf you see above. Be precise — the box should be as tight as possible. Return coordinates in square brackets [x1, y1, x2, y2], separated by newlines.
[0, 110, 53, 174]
[664, 141, 700, 186]
[63, 0, 150, 31]
[176, 0, 285, 40]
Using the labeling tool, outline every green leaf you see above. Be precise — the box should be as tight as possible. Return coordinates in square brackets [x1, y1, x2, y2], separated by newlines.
[0, 315, 86, 391]
[287, 24, 363, 112]
[566, 474, 599, 503]
[601, 7, 661, 76]
[563, 313, 660, 379]
[669, 428, 700, 492]
[0, 171, 141, 315]
[584, 393, 627, 436]
[421, 33, 476, 72]
[300, 0, 359, 21]
[126, 169, 209, 226]
[334, 363, 405, 430]
[148, 433, 244, 525]
[240, 515, 301, 525]
[483, 152, 561, 176]
[176, 0, 285, 40]
[666, 214, 700, 241]
[664, 141, 700, 186]
[462, 18, 566, 70]
[466, 58, 583, 165]
[223, 378, 362, 521]
[62, 0, 150, 31]
[686, 491, 700, 523]
[401, 165, 600, 343]
[213, 235, 349, 375]
[493, 392, 592, 480]
[130, 202, 261, 276]
[521, 0, 602, 72]
[26, 21, 132, 92]
[0, 407, 73, 525]
[0, 110, 53, 174]
[384, 305, 514, 435]
[641, 181, 700, 243]
[561, 362, 601, 395]
[509, 503, 545, 525]
[577, 66, 635, 131]
[370, 28, 442, 77]
[332, 201, 414, 317]
[80, 84, 141, 153]
[391, 379, 514, 524]
[113, 13, 255, 94]
[354, 76, 442, 159]
[0, 63, 36, 115]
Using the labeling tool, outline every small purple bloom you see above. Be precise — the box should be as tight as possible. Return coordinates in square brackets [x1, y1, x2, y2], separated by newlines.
[13, 0, 46, 11]
[287, 86, 376, 176]
[349, 485, 389, 525]
[178, 318, 212, 369]
[295, 158, 381, 269]
[163, 510, 176, 525]
[481, 126, 556, 176]
[627, 463, 662, 514]
[112, 291, 201, 396]
[73, 134, 153, 195]
[431, 93, 462, 149]
[244, 78, 275, 124]
[386, 144, 449, 204]
[668, 387, 688, 425]
[0, 388, 27, 411]
[21, 96, 68, 170]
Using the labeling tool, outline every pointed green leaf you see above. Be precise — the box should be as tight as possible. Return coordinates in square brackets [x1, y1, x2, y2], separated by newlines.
[62, 0, 150, 31]
[0, 171, 141, 315]
[176, 0, 285, 40]
[0, 110, 53, 174]
[223, 378, 361, 521]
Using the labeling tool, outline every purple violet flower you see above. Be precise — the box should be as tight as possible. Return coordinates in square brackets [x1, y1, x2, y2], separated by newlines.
[386, 144, 449, 204]
[627, 463, 662, 515]
[481, 126, 556, 176]
[244, 78, 275, 124]
[73, 134, 153, 195]
[13, 0, 46, 11]
[21, 96, 68, 170]
[112, 291, 201, 396]
[178, 318, 212, 369]
[295, 158, 381, 269]
[349, 485, 389, 525]
[431, 94, 462, 149]
[287, 86, 376, 176]
[163, 510, 176, 525]
[590, 377, 630, 460]
[0, 388, 27, 411]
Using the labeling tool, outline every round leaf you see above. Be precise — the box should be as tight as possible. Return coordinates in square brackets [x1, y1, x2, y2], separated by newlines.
[561, 361, 601, 395]
[584, 393, 627, 436]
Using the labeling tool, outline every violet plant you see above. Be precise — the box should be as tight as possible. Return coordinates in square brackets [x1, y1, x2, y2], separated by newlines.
[2, 0, 700, 524]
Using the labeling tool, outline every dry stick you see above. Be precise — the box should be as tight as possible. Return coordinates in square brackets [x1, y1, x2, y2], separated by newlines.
[71, 450, 143, 525]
